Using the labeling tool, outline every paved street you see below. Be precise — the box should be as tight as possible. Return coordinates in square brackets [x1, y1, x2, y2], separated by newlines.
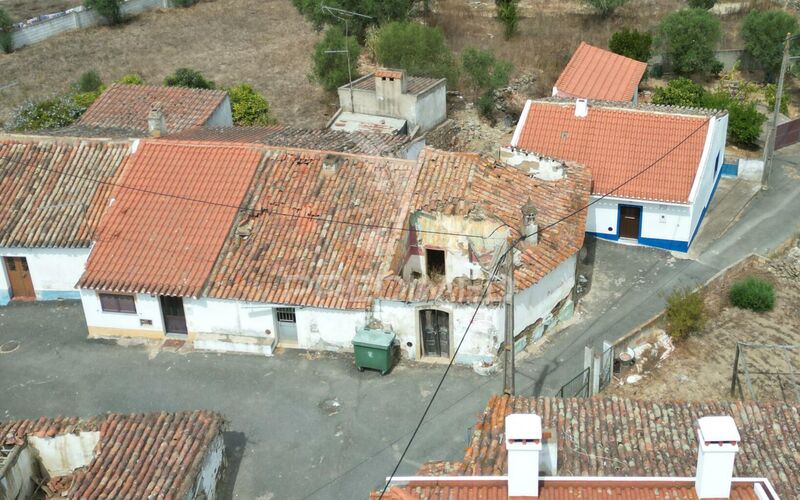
[1, 151, 798, 499]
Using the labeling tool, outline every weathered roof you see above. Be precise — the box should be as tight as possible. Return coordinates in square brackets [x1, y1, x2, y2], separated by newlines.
[416, 394, 800, 499]
[78, 141, 263, 297]
[0, 410, 223, 498]
[77, 83, 228, 135]
[166, 125, 413, 157]
[0, 136, 130, 248]
[347, 73, 445, 95]
[511, 100, 712, 204]
[554, 42, 648, 102]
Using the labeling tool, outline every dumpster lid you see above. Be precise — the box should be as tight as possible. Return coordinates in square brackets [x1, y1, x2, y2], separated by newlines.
[353, 328, 395, 348]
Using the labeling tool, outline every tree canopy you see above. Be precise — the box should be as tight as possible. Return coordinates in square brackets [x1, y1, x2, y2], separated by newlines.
[373, 22, 458, 84]
[658, 8, 722, 76]
[312, 26, 360, 91]
[741, 10, 798, 82]
[291, 0, 413, 39]
[163, 68, 215, 89]
[609, 28, 653, 62]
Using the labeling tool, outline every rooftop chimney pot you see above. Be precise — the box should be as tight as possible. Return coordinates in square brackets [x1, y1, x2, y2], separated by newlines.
[695, 416, 741, 499]
[521, 198, 538, 245]
[147, 104, 166, 138]
[575, 98, 588, 118]
[505, 413, 542, 498]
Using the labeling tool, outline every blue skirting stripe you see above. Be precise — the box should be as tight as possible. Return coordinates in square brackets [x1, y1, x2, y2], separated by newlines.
[721, 163, 738, 177]
[37, 290, 81, 301]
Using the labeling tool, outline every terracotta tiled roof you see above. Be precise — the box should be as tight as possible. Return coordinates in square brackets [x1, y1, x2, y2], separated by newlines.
[426, 394, 800, 499]
[205, 149, 419, 309]
[349, 73, 444, 95]
[78, 83, 228, 135]
[375, 68, 405, 79]
[512, 100, 712, 203]
[554, 42, 647, 102]
[380, 149, 591, 304]
[0, 410, 223, 498]
[165, 125, 413, 157]
[376, 479, 762, 499]
[0, 136, 130, 248]
[78, 141, 263, 297]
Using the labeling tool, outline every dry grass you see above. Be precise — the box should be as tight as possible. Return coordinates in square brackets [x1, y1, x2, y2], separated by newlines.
[0, 0, 335, 128]
[0, 0, 79, 21]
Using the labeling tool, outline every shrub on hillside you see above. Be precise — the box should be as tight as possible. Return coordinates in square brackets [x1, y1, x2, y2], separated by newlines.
[741, 10, 798, 82]
[172, 0, 198, 7]
[0, 7, 13, 54]
[764, 83, 789, 115]
[462, 48, 512, 117]
[84, 0, 124, 25]
[496, 0, 519, 39]
[609, 28, 652, 63]
[75, 70, 103, 93]
[71, 90, 103, 108]
[116, 73, 145, 85]
[228, 84, 275, 125]
[665, 288, 706, 341]
[11, 96, 85, 131]
[701, 92, 766, 147]
[163, 68, 215, 89]
[373, 22, 458, 85]
[729, 276, 775, 312]
[311, 26, 360, 91]
[582, 0, 627, 17]
[658, 9, 722, 77]
[291, 0, 413, 39]
[651, 77, 705, 106]
[687, 0, 715, 8]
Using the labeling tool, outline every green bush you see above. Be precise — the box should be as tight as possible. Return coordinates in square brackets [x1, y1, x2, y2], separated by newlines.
[688, 0, 715, 8]
[462, 48, 511, 118]
[0, 7, 13, 54]
[71, 90, 103, 108]
[476, 92, 496, 118]
[291, 0, 413, 39]
[651, 77, 705, 106]
[172, 0, 198, 6]
[658, 8, 721, 77]
[741, 10, 798, 82]
[609, 28, 652, 62]
[729, 276, 775, 312]
[115, 73, 145, 85]
[228, 83, 275, 125]
[703, 93, 766, 147]
[496, 0, 519, 39]
[665, 288, 706, 340]
[163, 68, 215, 89]
[11, 96, 85, 131]
[582, 0, 627, 17]
[75, 70, 103, 93]
[764, 83, 789, 115]
[312, 26, 360, 91]
[373, 22, 458, 85]
[84, 0, 124, 25]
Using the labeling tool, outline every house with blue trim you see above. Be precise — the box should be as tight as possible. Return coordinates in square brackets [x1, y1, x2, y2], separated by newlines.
[502, 98, 728, 252]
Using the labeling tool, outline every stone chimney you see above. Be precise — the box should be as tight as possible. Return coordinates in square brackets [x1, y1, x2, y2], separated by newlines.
[147, 103, 166, 138]
[695, 416, 741, 499]
[521, 198, 538, 244]
[322, 154, 344, 176]
[505, 413, 542, 498]
[575, 98, 588, 118]
[375, 68, 407, 99]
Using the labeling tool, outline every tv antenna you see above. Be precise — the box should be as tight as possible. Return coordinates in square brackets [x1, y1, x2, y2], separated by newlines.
[321, 4, 372, 108]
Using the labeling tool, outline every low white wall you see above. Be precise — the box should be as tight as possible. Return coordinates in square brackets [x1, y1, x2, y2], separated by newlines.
[189, 434, 224, 500]
[0, 446, 38, 500]
[738, 158, 764, 181]
[80, 290, 165, 336]
[514, 254, 576, 332]
[414, 84, 447, 132]
[205, 96, 233, 127]
[28, 432, 100, 477]
[0, 247, 89, 304]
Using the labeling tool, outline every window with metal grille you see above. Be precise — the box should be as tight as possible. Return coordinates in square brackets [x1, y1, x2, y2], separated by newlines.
[277, 308, 296, 323]
[99, 293, 137, 314]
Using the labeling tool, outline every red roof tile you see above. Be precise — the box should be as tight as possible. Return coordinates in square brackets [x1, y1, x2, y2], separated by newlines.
[513, 100, 712, 203]
[554, 42, 647, 102]
[78, 141, 263, 297]
[78, 84, 228, 135]
[0, 135, 130, 248]
[0, 410, 223, 498]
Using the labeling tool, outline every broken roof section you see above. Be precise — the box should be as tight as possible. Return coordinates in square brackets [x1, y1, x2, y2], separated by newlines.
[0, 135, 131, 248]
[554, 42, 648, 102]
[329, 111, 408, 136]
[0, 410, 223, 498]
[347, 72, 444, 96]
[76, 83, 229, 136]
[511, 99, 715, 204]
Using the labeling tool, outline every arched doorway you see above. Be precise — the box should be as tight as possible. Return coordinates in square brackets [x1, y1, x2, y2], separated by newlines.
[419, 309, 450, 358]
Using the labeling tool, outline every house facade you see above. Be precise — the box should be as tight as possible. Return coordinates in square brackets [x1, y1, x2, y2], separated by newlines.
[76, 141, 590, 365]
[504, 99, 728, 252]
[0, 136, 130, 305]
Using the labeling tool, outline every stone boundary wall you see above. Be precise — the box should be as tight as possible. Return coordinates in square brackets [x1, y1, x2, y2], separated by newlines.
[10, 0, 173, 50]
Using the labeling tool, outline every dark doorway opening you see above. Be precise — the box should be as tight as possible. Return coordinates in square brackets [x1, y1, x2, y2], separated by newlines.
[425, 248, 445, 280]
[160, 296, 187, 335]
[420, 309, 450, 358]
[619, 206, 642, 240]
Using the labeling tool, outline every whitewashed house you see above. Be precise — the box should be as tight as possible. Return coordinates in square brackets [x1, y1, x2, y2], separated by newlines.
[0, 135, 130, 305]
[77, 140, 590, 365]
[503, 99, 728, 252]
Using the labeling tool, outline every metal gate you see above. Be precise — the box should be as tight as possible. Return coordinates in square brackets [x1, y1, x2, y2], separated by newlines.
[558, 367, 591, 398]
[599, 343, 615, 392]
[775, 117, 800, 150]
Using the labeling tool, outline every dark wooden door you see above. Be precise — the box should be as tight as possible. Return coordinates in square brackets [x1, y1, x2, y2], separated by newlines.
[619, 206, 641, 240]
[4, 257, 35, 299]
[420, 310, 449, 358]
[160, 296, 187, 335]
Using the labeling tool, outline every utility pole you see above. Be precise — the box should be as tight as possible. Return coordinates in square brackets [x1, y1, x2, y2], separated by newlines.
[503, 242, 515, 396]
[321, 5, 372, 110]
[762, 33, 799, 190]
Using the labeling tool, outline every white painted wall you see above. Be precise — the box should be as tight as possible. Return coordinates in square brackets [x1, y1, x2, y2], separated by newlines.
[188, 434, 224, 500]
[586, 197, 693, 242]
[28, 432, 100, 477]
[0, 247, 89, 304]
[414, 85, 447, 132]
[514, 254, 576, 332]
[184, 297, 275, 337]
[689, 114, 729, 238]
[295, 307, 367, 350]
[80, 290, 165, 335]
[0, 446, 38, 500]
[205, 96, 234, 128]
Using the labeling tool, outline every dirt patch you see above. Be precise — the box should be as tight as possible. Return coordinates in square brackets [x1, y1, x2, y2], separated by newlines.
[0, 0, 334, 128]
[0, 0, 79, 21]
[607, 243, 800, 401]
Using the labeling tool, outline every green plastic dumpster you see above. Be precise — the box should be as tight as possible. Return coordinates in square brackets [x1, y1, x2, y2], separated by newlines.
[353, 328, 396, 375]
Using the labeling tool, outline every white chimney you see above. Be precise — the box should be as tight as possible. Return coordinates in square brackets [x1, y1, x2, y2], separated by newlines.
[575, 98, 588, 118]
[695, 416, 741, 499]
[147, 104, 166, 137]
[505, 413, 542, 498]
[521, 198, 538, 244]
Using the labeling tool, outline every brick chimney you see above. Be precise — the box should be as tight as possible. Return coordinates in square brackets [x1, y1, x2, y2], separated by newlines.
[147, 103, 166, 137]
[695, 416, 741, 499]
[521, 198, 538, 244]
[505, 413, 542, 498]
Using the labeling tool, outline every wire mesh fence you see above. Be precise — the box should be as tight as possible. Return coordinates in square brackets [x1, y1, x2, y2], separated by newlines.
[731, 341, 800, 402]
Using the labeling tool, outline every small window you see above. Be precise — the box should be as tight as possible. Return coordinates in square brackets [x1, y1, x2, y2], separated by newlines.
[277, 307, 296, 323]
[99, 293, 137, 314]
[426, 248, 446, 280]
